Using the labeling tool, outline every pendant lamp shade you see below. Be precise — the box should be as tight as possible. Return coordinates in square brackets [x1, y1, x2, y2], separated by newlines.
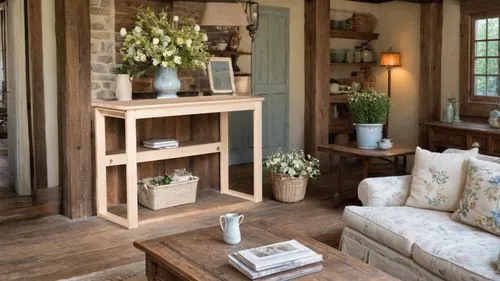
[201, 3, 249, 27]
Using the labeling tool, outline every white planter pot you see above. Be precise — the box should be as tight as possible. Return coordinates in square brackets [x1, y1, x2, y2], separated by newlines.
[115, 74, 132, 101]
[355, 123, 383, 149]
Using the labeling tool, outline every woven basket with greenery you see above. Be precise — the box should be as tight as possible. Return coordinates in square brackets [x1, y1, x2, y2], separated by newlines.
[264, 150, 320, 203]
[270, 173, 309, 203]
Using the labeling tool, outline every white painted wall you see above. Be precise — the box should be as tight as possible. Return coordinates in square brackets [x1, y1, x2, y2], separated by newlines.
[6, 0, 31, 195]
[41, 0, 59, 188]
[331, 0, 421, 146]
[441, 0, 461, 117]
[239, 0, 422, 149]
[373, 2, 421, 147]
[239, 0, 305, 150]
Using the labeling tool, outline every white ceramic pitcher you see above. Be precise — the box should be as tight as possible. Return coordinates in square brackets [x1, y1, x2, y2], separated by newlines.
[220, 213, 244, 245]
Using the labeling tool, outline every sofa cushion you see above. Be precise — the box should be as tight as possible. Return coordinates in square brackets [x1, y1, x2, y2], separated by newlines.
[358, 175, 412, 207]
[413, 229, 500, 281]
[452, 157, 500, 236]
[406, 147, 476, 212]
[343, 206, 469, 257]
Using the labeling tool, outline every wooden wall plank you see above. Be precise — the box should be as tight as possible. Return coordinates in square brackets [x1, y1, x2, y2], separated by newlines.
[418, 2, 443, 148]
[55, 0, 93, 218]
[304, 0, 330, 168]
[26, 0, 48, 201]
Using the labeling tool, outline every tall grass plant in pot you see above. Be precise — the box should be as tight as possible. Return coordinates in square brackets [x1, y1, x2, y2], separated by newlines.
[263, 150, 320, 203]
[348, 89, 390, 149]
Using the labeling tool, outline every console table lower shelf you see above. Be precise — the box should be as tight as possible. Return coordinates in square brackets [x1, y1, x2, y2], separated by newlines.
[92, 96, 264, 229]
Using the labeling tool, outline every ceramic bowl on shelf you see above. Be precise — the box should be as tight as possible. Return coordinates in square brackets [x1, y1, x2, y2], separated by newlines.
[215, 42, 228, 51]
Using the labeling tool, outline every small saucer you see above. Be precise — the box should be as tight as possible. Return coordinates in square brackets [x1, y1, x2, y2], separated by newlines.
[377, 142, 393, 150]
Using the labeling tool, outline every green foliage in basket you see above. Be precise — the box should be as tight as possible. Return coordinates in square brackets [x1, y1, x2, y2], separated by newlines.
[348, 89, 390, 124]
[263, 150, 320, 179]
[149, 175, 173, 187]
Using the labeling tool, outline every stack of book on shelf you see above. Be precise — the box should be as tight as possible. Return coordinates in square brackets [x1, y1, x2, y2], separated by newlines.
[228, 240, 323, 281]
[142, 139, 179, 149]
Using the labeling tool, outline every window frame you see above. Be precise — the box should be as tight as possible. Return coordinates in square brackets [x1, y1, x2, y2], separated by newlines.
[460, 2, 500, 117]
[470, 14, 500, 99]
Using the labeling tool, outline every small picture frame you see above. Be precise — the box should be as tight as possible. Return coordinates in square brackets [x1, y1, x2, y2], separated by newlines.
[208, 57, 236, 94]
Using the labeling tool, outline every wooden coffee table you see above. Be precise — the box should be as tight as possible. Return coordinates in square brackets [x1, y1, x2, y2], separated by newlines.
[318, 143, 415, 203]
[134, 221, 399, 281]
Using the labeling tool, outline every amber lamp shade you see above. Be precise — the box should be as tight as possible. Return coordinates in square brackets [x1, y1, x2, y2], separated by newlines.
[379, 51, 401, 99]
[379, 52, 402, 67]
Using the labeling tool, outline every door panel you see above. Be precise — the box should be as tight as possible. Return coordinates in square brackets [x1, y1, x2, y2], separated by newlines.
[230, 6, 289, 165]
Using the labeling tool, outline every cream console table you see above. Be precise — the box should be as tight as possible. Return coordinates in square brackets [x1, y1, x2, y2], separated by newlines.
[92, 96, 264, 229]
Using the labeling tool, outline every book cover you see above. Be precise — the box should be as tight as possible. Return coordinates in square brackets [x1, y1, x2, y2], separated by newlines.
[236, 240, 318, 271]
[228, 253, 323, 279]
[143, 143, 179, 149]
[142, 139, 179, 145]
[257, 263, 323, 281]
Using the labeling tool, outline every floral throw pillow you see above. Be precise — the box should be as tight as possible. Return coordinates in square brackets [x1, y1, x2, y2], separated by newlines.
[405, 147, 477, 211]
[452, 158, 500, 236]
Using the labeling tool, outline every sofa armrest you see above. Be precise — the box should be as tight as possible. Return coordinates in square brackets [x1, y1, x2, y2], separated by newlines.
[358, 175, 412, 207]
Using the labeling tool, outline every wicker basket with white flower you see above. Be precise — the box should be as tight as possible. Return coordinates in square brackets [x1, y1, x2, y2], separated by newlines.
[264, 150, 320, 203]
[118, 7, 211, 98]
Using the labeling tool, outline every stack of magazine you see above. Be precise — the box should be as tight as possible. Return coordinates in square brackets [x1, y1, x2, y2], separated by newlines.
[228, 240, 323, 281]
[142, 139, 179, 149]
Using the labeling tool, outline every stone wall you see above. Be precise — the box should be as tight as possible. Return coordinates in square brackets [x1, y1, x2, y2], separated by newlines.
[90, 0, 210, 100]
[90, 0, 116, 100]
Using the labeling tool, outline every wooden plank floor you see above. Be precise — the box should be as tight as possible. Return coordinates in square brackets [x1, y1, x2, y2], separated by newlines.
[0, 166, 365, 281]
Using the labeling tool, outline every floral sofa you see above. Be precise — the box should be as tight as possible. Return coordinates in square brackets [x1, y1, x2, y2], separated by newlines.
[340, 154, 500, 281]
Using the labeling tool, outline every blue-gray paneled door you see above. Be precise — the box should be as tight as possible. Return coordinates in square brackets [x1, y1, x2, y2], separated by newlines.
[230, 6, 290, 165]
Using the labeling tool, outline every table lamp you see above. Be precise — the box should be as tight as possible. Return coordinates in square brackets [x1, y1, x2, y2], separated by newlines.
[201, 3, 249, 27]
[379, 48, 402, 97]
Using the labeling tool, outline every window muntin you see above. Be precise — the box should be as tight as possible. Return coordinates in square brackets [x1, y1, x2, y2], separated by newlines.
[473, 16, 500, 97]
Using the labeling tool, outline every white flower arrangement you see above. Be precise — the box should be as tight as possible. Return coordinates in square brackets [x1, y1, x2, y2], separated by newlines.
[264, 150, 320, 179]
[118, 7, 210, 77]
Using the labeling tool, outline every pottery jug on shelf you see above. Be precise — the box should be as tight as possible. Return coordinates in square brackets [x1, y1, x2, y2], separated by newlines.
[115, 74, 132, 101]
[361, 48, 373, 63]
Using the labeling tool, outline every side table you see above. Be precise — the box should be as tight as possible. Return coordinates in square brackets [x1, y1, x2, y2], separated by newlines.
[318, 143, 415, 203]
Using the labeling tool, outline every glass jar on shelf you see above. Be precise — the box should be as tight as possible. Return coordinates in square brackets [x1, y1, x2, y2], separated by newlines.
[345, 49, 354, 63]
[354, 46, 362, 63]
[360, 43, 374, 63]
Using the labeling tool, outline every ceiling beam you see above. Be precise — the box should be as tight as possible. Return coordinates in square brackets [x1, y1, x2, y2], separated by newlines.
[348, 0, 442, 3]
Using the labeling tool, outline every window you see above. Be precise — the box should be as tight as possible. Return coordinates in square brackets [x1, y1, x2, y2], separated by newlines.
[460, 1, 500, 117]
[472, 17, 500, 97]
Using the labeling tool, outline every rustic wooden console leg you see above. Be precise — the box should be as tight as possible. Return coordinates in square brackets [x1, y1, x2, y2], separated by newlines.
[336, 156, 344, 204]
[220, 112, 229, 194]
[253, 103, 263, 203]
[125, 111, 138, 229]
[95, 109, 107, 215]
[146, 255, 182, 281]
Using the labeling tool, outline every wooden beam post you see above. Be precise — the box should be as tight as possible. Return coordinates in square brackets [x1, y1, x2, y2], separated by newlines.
[27, 0, 50, 205]
[55, 0, 93, 218]
[305, 0, 330, 168]
[419, 2, 443, 148]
